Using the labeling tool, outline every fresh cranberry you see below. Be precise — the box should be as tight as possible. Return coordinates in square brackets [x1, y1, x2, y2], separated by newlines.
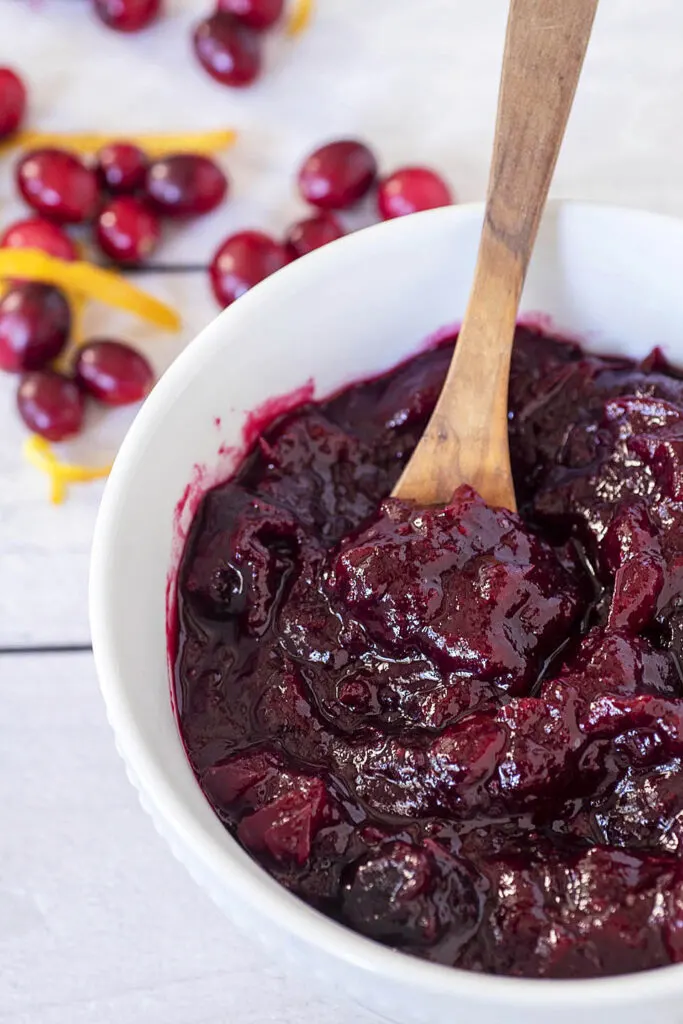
[17, 370, 84, 441]
[96, 142, 148, 195]
[377, 167, 453, 220]
[95, 197, 161, 264]
[285, 213, 344, 259]
[74, 339, 154, 406]
[91, 0, 162, 32]
[193, 13, 262, 88]
[0, 218, 78, 261]
[298, 140, 377, 210]
[145, 154, 228, 218]
[16, 149, 99, 225]
[216, 0, 284, 31]
[209, 230, 289, 307]
[0, 283, 71, 373]
[0, 68, 26, 140]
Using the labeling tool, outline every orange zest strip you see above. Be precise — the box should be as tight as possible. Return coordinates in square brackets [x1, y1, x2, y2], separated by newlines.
[23, 435, 112, 505]
[2, 129, 238, 158]
[53, 292, 87, 373]
[0, 250, 180, 331]
[287, 0, 315, 35]
[71, 292, 87, 346]
[67, 290, 87, 346]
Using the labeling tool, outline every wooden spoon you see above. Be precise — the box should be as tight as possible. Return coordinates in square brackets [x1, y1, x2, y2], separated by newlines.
[393, 0, 598, 511]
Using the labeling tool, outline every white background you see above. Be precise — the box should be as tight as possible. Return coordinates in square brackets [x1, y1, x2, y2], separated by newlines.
[2, 1, 683, 1020]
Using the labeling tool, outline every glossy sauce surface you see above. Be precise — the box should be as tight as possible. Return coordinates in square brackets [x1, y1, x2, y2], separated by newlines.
[174, 328, 683, 977]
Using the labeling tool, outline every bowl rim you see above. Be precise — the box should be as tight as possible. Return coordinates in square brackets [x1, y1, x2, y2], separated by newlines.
[91, 198, 683, 1008]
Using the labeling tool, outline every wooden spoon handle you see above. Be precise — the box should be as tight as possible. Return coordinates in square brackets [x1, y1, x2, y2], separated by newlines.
[393, 0, 598, 509]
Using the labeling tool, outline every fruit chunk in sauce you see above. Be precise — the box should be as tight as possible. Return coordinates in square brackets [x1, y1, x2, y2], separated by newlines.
[174, 327, 683, 978]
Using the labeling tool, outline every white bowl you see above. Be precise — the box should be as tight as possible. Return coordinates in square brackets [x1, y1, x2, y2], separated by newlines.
[91, 200, 683, 1024]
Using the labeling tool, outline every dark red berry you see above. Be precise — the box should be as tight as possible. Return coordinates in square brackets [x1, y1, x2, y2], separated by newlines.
[377, 167, 453, 220]
[0, 68, 27, 140]
[17, 370, 84, 441]
[0, 218, 78, 261]
[193, 13, 262, 88]
[16, 149, 99, 225]
[298, 140, 377, 211]
[285, 212, 344, 259]
[0, 283, 71, 373]
[96, 142, 148, 194]
[210, 230, 289, 308]
[145, 154, 228, 218]
[216, 0, 283, 31]
[74, 339, 154, 406]
[95, 197, 161, 264]
[92, 0, 162, 32]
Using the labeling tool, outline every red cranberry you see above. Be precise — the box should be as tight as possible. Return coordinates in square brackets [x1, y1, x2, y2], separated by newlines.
[377, 167, 453, 219]
[74, 339, 154, 406]
[210, 230, 289, 307]
[193, 13, 262, 88]
[145, 154, 228, 218]
[0, 218, 78, 261]
[0, 283, 71, 373]
[95, 197, 161, 264]
[92, 0, 162, 32]
[285, 213, 344, 259]
[16, 149, 99, 225]
[17, 370, 84, 441]
[216, 0, 283, 31]
[0, 68, 26, 140]
[298, 140, 377, 210]
[96, 142, 148, 194]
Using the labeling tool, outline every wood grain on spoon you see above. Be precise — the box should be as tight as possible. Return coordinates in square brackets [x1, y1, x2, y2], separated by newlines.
[393, 0, 599, 511]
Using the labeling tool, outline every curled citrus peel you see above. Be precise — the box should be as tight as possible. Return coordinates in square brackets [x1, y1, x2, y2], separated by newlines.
[0, 128, 238, 158]
[287, 0, 315, 36]
[53, 292, 87, 373]
[2, 251, 177, 503]
[0, 249, 180, 331]
[23, 435, 112, 505]
[70, 292, 87, 346]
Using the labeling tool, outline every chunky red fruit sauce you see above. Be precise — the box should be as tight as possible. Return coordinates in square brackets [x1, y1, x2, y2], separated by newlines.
[174, 327, 683, 979]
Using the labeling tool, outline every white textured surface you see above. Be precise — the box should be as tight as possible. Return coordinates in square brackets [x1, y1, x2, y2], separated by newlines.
[3, 1, 683, 1021]
[0, 652, 378, 1024]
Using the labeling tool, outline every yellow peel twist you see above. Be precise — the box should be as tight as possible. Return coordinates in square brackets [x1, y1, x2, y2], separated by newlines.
[0, 249, 180, 331]
[1, 129, 238, 158]
[24, 436, 112, 505]
[287, 0, 315, 36]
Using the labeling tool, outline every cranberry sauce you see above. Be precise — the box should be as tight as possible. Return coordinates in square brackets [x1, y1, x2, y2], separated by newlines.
[174, 327, 683, 979]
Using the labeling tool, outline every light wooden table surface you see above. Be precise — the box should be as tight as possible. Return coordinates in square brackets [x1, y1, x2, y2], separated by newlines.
[3, 1, 683, 1020]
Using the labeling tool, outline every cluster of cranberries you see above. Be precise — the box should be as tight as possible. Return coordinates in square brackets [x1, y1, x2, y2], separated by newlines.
[1, 67, 229, 268]
[11, 142, 227, 266]
[0, 70, 192, 441]
[0, 281, 155, 442]
[210, 137, 454, 307]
